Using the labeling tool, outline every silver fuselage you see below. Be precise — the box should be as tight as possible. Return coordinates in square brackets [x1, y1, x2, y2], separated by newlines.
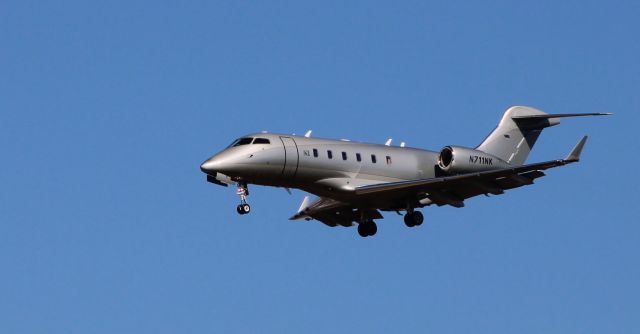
[199, 107, 609, 236]
[201, 133, 439, 206]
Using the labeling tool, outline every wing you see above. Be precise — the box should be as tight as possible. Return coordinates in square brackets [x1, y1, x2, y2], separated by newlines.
[289, 196, 382, 227]
[354, 136, 589, 208]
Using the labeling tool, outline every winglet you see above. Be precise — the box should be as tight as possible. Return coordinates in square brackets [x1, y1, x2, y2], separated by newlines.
[565, 136, 588, 162]
[297, 196, 310, 213]
[290, 196, 311, 220]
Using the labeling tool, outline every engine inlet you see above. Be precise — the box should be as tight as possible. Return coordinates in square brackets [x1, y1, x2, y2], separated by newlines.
[438, 147, 453, 169]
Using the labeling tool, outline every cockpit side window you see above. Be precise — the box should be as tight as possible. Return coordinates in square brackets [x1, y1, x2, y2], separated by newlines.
[253, 138, 271, 144]
[229, 137, 254, 147]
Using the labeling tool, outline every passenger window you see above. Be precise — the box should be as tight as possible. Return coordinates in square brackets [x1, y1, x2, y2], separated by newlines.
[356, 153, 361, 162]
[253, 138, 270, 144]
[371, 154, 377, 163]
[386, 156, 392, 164]
[342, 152, 347, 160]
[313, 149, 318, 157]
[327, 150, 333, 159]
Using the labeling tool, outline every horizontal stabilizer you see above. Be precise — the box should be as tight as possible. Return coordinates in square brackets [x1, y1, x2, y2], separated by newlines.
[512, 112, 612, 119]
[565, 136, 588, 162]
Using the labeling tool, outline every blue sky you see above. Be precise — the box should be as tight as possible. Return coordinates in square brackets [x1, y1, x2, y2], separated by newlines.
[1, 1, 638, 333]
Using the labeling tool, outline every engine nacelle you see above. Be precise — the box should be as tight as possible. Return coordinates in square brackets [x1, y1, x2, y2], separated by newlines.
[437, 146, 510, 174]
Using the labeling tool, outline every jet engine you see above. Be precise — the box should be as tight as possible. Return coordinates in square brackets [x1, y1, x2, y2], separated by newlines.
[437, 146, 510, 174]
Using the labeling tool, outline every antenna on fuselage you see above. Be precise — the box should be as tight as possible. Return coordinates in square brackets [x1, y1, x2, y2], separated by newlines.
[304, 130, 312, 138]
[385, 138, 393, 146]
[400, 142, 406, 147]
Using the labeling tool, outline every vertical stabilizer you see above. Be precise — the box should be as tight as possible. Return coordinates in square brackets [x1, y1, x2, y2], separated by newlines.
[476, 106, 559, 165]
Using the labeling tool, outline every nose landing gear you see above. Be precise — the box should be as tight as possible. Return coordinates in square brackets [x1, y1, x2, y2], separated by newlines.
[236, 203, 251, 215]
[236, 183, 251, 215]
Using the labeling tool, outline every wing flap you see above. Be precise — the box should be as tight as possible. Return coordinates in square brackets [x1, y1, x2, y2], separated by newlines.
[290, 196, 382, 227]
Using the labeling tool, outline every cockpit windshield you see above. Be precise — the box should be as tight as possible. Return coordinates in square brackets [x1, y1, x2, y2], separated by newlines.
[253, 138, 270, 144]
[227, 137, 271, 148]
[228, 137, 254, 147]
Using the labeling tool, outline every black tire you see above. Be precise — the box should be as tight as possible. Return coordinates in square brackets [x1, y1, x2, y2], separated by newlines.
[368, 221, 378, 236]
[242, 204, 251, 214]
[237, 205, 244, 215]
[404, 213, 415, 227]
[357, 223, 368, 237]
[413, 211, 424, 226]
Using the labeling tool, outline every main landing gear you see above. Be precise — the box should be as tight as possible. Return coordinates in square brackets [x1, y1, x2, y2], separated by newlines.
[236, 182, 251, 215]
[357, 220, 378, 237]
[404, 210, 424, 227]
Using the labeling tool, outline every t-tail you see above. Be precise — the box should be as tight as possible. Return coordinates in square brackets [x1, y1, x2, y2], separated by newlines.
[476, 106, 611, 166]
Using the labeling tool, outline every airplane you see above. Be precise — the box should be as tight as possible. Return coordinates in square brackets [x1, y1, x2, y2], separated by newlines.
[200, 106, 610, 237]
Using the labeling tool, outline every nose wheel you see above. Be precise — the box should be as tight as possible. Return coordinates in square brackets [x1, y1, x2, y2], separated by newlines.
[236, 183, 251, 215]
[237, 203, 251, 215]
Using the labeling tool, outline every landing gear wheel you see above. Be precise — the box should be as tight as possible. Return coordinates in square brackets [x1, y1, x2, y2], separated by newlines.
[237, 204, 249, 215]
[404, 213, 415, 227]
[357, 221, 377, 237]
[404, 211, 424, 227]
[413, 211, 424, 226]
[367, 221, 378, 236]
[357, 223, 369, 237]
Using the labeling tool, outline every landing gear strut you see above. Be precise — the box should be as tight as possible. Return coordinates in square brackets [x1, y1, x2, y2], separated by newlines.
[404, 210, 424, 227]
[236, 182, 251, 215]
[358, 220, 378, 237]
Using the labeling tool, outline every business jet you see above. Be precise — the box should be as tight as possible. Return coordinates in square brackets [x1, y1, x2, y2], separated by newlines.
[200, 106, 609, 237]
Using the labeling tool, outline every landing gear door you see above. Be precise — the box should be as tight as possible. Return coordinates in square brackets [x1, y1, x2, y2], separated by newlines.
[279, 136, 299, 178]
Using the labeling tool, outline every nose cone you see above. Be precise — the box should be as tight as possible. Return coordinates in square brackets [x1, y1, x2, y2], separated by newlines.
[201, 148, 249, 176]
[200, 157, 221, 174]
